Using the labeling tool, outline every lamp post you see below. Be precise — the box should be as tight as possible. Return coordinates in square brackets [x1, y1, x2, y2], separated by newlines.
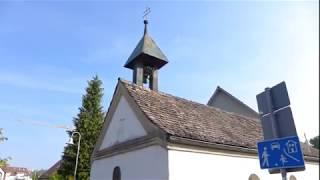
[67, 131, 81, 180]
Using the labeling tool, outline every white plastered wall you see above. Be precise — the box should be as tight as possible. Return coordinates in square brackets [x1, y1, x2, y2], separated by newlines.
[0, 168, 4, 180]
[91, 145, 168, 180]
[168, 148, 319, 180]
[99, 96, 147, 150]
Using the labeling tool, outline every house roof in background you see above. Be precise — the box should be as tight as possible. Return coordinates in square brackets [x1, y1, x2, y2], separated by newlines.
[0, 166, 32, 176]
[207, 86, 258, 116]
[38, 160, 62, 179]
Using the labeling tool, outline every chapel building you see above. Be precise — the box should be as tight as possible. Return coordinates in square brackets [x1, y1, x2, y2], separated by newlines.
[90, 20, 319, 180]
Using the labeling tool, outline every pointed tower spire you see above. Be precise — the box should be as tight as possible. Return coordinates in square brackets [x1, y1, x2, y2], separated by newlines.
[144, 20, 148, 35]
[124, 16, 168, 91]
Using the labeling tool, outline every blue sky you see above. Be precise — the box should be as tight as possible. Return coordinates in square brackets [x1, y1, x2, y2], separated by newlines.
[0, 1, 318, 170]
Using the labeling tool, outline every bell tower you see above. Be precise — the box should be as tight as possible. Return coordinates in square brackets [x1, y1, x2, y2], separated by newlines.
[124, 20, 168, 91]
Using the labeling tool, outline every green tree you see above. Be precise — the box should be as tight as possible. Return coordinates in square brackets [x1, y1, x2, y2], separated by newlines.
[310, 135, 319, 150]
[31, 169, 46, 180]
[0, 128, 7, 142]
[0, 158, 11, 167]
[0, 128, 10, 167]
[49, 172, 65, 180]
[58, 76, 105, 180]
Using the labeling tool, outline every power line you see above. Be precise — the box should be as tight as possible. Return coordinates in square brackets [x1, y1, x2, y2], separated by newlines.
[16, 119, 74, 131]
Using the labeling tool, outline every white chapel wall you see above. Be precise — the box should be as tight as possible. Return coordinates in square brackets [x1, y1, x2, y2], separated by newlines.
[99, 96, 147, 150]
[168, 149, 319, 180]
[91, 145, 168, 180]
[0, 168, 4, 180]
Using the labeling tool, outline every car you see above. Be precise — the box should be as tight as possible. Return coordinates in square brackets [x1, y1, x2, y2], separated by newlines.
[271, 142, 281, 150]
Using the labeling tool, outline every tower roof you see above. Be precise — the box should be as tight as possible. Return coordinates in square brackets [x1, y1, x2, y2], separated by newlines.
[124, 20, 168, 69]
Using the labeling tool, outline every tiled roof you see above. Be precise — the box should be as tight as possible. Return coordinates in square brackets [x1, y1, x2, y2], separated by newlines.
[300, 143, 319, 158]
[38, 160, 62, 179]
[120, 79, 319, 158]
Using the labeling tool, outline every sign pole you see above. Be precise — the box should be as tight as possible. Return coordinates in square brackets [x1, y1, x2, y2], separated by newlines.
[264, 88, 287, 180]
[281, 170, 287, 180]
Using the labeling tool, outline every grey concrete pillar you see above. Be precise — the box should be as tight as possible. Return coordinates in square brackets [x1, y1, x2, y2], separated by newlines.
[149, 69, 158, 91]
[133, 63, 143, 86]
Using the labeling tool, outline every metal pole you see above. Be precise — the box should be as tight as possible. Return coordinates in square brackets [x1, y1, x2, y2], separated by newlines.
[265, 88, 279, 137]
[281, 169, 287, 180]
[72, 132, 81, 180]
[265, 88, 287, 180]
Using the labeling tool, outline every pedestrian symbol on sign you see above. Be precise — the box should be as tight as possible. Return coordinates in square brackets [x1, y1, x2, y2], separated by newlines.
[280, 154, 288, 166]
[261, 147, 270, 167]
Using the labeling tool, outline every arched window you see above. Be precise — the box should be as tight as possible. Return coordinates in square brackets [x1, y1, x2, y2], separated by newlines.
[289, 175, 297, 180]
[112, 166, 121, 180]
[249, 174, 260, 180]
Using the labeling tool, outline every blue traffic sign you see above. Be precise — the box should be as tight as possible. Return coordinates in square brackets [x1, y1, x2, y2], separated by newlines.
[257, 136, 305, 170]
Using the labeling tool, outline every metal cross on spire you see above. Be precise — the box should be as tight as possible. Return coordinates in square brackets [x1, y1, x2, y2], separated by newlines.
[143, 7, 151, 20]
[142, 7, 151, 35]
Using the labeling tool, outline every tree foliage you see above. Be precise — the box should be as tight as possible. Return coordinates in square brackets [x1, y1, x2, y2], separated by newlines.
[58, 76, 105, 180]
[310, 135, 319, 150]
[31, 169, 46, 180]
[49, 172, 66, 180]
[0, 158, 11, 167]
[0, 128, 10, 167]
[0, 128, 8, 142]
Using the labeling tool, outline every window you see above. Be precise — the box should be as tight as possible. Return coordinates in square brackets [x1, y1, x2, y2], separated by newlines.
[249, 174, 260, 180]
[112, 166, 121, 180]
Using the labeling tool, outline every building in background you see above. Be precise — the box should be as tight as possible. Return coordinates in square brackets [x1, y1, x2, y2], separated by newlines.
[0, 166, 32, 180]
[38, 160, 62, 180]
[207, 86, 259, 118]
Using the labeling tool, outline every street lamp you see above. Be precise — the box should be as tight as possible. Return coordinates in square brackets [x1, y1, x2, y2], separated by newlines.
[67, 131, 81, 180]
